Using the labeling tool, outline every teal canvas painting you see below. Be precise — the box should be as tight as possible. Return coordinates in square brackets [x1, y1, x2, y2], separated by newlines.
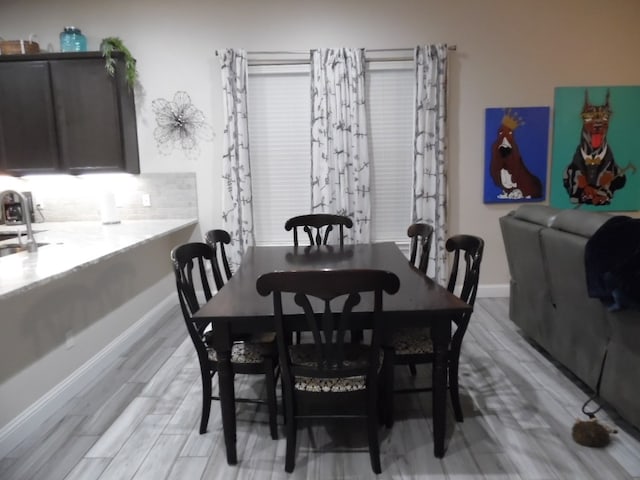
[550, 86, 639, 211]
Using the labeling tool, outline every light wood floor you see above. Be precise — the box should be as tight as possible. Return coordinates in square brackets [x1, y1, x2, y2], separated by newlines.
[2, 297, 640, 480]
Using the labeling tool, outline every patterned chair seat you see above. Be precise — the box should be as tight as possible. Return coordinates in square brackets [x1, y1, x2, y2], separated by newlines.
[294, 375, 367, 392]
[289, 343, 382, 392]
[205, 332, 276, 364]
[391, 328, 433, 355]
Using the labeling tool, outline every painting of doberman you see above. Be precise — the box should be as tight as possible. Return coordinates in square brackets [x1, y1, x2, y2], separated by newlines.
[562, 89, 633, 206]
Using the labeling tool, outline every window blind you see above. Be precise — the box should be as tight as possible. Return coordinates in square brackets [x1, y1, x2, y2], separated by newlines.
[366, 61, 414, 248]
[248, 65, 311, 245]
[248, 61, 414, 249]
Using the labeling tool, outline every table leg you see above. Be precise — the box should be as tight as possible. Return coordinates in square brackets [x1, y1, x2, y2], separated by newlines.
[432, 320, 451, 458]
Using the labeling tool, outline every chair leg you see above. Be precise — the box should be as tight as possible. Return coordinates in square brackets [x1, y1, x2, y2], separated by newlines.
[284, 390, 296, 473]
[264, 358, 278, 440]
[380, 348, 395, 428]
[408, 363, 417, 376]
[367, 393, 382, 474]
[351, 329, 364, 343]
[200, 369, 213, 434]
[280, 377, 287, 425]
[449, 357, 464, 422]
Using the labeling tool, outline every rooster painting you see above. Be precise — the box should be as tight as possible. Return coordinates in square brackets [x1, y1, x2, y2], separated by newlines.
[484, 107, 549, 203]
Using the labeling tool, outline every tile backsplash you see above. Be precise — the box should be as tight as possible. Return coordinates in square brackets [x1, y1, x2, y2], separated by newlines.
[0, 173, 198, 223]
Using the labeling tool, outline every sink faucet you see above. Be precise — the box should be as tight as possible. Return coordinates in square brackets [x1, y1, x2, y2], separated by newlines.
[0, 190, 38, 253]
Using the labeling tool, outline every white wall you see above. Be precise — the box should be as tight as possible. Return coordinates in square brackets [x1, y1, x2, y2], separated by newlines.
[2, 0, 639, 288]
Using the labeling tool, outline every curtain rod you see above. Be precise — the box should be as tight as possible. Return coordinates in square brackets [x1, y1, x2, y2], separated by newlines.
[244, 46, 456, 55]
[215, 47, 456, 66]
[231, 47, 457, 66]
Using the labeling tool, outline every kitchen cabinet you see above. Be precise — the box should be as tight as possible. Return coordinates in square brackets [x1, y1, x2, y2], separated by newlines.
[0, 61, 60, 173]
[0, 52, 139, 175]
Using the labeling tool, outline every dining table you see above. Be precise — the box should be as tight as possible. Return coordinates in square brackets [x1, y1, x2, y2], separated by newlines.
[193, 241, 472, 465]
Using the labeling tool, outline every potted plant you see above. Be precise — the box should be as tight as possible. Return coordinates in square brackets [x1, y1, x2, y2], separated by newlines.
[100, 37, 138, 89]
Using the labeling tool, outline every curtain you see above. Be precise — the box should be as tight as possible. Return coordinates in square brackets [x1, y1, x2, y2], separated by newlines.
[412, 44, 449, 286]
[218, 48, 254, 269]
[310, 48, 370, 243]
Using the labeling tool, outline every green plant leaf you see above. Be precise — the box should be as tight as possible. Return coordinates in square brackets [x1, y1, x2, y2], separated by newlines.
[100, 37, 138, 89]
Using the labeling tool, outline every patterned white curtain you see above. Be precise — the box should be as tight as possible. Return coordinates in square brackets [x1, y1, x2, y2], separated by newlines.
[310, 48, 370, 244]
[218, 48, 254, 268]
[412, 44, 449, 285]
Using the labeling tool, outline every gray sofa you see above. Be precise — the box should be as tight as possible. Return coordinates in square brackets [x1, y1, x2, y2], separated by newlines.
[500, 204, 640, 431]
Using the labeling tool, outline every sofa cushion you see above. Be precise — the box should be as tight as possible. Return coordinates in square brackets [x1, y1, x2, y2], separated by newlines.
[512, 205, 560, 227]
[500, 210, 556, 344]
[552, 209, 612, 238]
[539, 226, 611, 389]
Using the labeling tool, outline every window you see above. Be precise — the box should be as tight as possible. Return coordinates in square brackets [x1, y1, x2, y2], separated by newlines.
[248, 61, 414, 248]
[367, 61, 414, 246]
[248, 65, 311, 245]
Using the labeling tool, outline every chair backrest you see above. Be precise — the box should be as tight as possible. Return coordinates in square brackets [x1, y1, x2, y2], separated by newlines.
[445, 234, 484, 352]
[257, 269, 399, 381]
[284, 214, 354, 247]
[407, 223, 434, 274]
[445, 234, 484, 307]
[171, 242, 216, 359]
[204, 229, 233, 289]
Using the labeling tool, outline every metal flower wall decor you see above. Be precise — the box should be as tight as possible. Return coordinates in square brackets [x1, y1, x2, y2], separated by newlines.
[152, 91, 214, 159]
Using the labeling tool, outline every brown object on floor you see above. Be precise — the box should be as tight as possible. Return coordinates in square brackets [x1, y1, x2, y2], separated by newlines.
[572, 418, 617, 448]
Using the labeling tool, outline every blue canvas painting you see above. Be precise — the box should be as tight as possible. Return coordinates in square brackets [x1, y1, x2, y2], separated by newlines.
[483, 106, 550, 203]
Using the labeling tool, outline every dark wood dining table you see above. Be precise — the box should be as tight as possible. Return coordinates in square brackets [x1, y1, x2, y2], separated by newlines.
[193, 242, 471, 465]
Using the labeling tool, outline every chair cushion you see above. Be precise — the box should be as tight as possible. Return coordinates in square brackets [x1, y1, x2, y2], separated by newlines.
[207, 333, 276, 364]
[294, 375, 367, 392]
[289, 343, 381, 392]
[392, 328, 433, 355]
[289, 343, 373, 369]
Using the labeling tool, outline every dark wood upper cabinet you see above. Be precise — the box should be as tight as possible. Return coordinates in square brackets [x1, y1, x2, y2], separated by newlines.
[0, 61, 61, 174]
[0, 52, 139, 175]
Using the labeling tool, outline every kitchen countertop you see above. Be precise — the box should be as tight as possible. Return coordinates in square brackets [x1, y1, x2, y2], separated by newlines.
[0, 219, 197, 300]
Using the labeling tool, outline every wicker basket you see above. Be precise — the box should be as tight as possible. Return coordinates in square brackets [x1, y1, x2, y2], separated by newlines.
[0, 40, 40, 55]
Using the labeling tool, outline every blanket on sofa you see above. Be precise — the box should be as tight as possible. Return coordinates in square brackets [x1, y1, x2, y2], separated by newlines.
[585, 215, 640, 311]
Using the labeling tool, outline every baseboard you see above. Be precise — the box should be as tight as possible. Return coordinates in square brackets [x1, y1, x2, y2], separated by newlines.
[0, 295, 176, 458]
[478, 283, 509, 298]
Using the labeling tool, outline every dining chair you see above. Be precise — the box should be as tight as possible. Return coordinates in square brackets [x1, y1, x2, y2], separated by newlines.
[382, 234, 484, 427]
[284, 213, 353, 247]
[405, 222, 435, 376]
[171, 242, 279, 440]
[204, 229, 233, 287]
[257, 269, 400, 474]
[285, 214, 357, 343]
[408, 222, 434, 274]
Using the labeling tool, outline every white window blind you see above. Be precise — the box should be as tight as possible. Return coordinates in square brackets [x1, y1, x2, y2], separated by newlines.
[366, 61, 414, 247]
[248, 61, 414, 248]
[248, 65, 311, 245]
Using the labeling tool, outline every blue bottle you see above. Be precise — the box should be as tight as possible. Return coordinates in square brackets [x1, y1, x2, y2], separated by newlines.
[60, 27, 87, 52]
